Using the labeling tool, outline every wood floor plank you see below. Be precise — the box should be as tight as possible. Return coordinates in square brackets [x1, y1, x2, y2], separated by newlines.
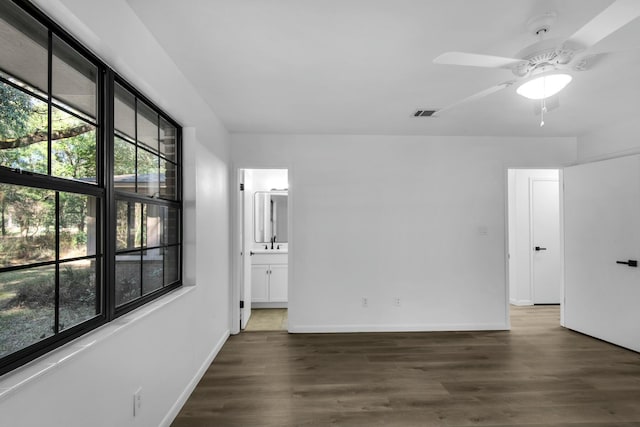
[172, 306, 640, 426]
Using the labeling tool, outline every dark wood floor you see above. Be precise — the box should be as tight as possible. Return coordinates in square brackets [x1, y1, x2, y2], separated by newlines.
[172, 306, 640, 426]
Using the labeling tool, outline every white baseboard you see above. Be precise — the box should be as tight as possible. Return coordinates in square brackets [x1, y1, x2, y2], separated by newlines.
[252, 302, 288, 309]
[510, 299, 533, 306]
[288, 322, 508, 333]
[159, 329, 230, 427]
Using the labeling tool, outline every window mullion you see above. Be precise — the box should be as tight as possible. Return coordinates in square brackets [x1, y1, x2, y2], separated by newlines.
[134, 98, 139, 194]
[157, 114, 161, 199]
[47, 29, 52, 176]
[54, 192, 60, 334]
[104, 69, 115, 321]
[138, 204, 143, 298]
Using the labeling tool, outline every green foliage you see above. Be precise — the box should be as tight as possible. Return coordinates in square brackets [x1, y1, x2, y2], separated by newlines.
[1, 229, 89, 265]
[6, 265, 95, 309]
[52, 115, 96, 180]
[0, 80, 97, 180]
[137, 147, 158, 175]
[59, 265, 96, 307]
[1, 184, 92, 260]
[0, 265, 96, 356]
[59, 230, 74, 253]
[0, 83, 31, 140]
[114, 135, 158, 180]
[116, 276, 139, 306]
[0, 305, 54, 357]
[114, 136, 136, 176]
[0, 185, 55, 239]
[12, 278, 54, 308]
[73, 231, 87, 247]
[0, 81, 49, 172]
[115, 261, 141, 305]
[0, 234, 56, 266]
[0, 140, 47, 173]
[59, 192, 89, 230]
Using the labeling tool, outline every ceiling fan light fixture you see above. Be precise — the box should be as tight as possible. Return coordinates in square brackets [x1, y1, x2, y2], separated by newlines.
[516, 73, 572, 100]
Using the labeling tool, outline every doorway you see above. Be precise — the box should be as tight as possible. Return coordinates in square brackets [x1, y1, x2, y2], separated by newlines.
[232, 168, 289, 334]
[507, 168, 562, 310]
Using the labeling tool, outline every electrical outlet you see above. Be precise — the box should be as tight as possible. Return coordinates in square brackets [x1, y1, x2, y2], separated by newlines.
[362, 297, 368, 308]
[133, 387, 142, 417]
[394, 297, 401, 307]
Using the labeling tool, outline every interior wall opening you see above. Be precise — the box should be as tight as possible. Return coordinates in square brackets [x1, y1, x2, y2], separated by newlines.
[507, 168, 562, 325]
[234, 168, 289, 333]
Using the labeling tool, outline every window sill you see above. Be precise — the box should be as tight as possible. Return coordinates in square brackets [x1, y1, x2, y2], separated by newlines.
[0, 285, 195, 402]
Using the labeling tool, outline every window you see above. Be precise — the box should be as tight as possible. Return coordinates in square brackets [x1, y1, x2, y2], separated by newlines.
[113, 81, 180, 310]
[0, 0, 182, 374]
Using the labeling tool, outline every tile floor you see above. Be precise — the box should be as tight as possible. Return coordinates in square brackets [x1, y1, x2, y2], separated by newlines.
[244, 308, 288, 331]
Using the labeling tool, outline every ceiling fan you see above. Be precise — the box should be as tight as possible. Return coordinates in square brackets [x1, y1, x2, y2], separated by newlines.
[431, 0, 640, 122]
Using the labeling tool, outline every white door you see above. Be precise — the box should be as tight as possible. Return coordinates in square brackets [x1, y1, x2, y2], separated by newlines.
[531, 179, 561, 304]
[564, 155, 640, 352]
[241, 171, 254, 329]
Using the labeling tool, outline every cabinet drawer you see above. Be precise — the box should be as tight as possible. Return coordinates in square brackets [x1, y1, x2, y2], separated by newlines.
[251, 253, 287, 265]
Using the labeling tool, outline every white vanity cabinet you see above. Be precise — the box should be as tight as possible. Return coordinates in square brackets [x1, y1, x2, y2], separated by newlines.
[251, 265, 270, 302]
[251, 253, 288, 305]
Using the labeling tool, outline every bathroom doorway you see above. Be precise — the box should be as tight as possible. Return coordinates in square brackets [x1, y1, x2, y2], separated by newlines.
[233, 168, 289, 333]
[507, 168, 563, 325]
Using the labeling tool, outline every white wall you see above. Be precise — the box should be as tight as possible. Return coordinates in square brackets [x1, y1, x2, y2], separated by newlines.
[249, 169, 288, 192]
[0, 1, 232, 426]
[507, 169, 559, 306]
[232, 134, 576, 332]
[578, 116, 640, 162]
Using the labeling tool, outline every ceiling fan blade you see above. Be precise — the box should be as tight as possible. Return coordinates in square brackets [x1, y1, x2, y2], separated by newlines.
[432, 81, 515, 117]
[570, 52, 609, 71]
[433, 52, 526, 69]
[565, 0, 640, 50]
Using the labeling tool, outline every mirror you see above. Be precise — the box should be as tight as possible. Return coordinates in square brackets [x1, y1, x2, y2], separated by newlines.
[254, 191, 288, 243]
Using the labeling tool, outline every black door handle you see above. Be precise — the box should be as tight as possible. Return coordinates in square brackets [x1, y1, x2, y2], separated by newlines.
[616, 260, 638, 267]
[534, 246, 547, 251]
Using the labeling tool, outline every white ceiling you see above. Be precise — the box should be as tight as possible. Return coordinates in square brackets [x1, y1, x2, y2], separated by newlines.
[127, 0, 640, 137]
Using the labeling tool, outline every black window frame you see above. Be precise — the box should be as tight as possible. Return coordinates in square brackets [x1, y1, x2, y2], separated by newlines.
[110, 76, 182, 317]
[0, 0, 183, 375]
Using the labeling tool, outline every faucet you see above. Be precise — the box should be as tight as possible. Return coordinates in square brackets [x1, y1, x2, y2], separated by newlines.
[270, 236, 275, 250]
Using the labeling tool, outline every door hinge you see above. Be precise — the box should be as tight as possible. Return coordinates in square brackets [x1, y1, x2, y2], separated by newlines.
[240, 300, 244, 309]
[240, 183, 245, 191]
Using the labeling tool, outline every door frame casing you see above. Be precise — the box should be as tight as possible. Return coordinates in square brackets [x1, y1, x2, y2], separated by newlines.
[230, 165, 292, 335]
[505, 167, 565, 328]
[230, 167, 243, 334]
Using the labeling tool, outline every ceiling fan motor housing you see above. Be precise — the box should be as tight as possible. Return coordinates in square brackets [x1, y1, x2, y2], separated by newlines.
[513, 37, 576, 77]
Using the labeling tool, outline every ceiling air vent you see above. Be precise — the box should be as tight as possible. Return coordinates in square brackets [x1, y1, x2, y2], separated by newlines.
[413, 109, 436, 117]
